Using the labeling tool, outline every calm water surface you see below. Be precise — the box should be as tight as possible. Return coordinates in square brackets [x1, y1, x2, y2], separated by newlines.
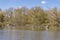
[0, 30, 60, 40]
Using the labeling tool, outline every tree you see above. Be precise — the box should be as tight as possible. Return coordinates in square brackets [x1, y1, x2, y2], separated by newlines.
[27, 7, 49, 31]
[46, 8, 60, 31]
[0, 11, 4, 29]
[51, 8, 60, 31]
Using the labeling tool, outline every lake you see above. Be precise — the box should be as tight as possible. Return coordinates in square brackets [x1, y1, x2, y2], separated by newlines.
[0, 30, 60, 40]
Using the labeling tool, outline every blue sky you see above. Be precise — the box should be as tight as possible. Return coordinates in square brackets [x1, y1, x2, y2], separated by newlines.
[0, 0, 60, 10]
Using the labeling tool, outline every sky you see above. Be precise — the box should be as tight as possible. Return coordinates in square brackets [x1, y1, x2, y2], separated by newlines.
[0, 0, 60, 10]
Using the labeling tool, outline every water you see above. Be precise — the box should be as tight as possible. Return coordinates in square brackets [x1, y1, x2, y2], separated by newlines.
[0, 30, 60, 40]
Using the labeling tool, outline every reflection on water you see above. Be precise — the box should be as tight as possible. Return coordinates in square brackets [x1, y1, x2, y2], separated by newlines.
[0, 30, 60, 40]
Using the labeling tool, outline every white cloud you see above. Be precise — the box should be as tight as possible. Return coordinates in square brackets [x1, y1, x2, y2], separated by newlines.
[14, 6, 22, 9]
[41, 1, 46, 4]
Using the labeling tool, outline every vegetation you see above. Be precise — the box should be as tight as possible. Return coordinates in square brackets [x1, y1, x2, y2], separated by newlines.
[0, 7, 60, 31]
[0, 11, 4, 29]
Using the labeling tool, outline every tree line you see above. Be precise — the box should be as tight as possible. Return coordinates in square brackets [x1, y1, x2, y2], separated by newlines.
[0, 7, 60, 31]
